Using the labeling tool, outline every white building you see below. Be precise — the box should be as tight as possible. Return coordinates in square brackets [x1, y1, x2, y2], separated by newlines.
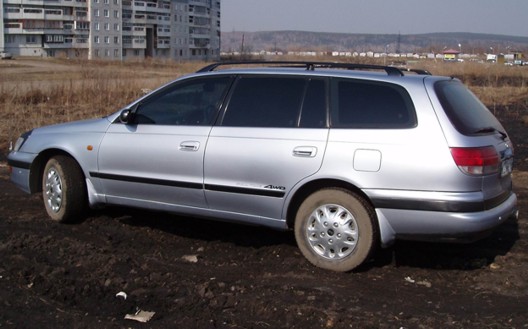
[0, 0, 220, 60]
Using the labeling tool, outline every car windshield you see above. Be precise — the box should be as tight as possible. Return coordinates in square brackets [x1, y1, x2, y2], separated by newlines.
[434, 80, 504, 136]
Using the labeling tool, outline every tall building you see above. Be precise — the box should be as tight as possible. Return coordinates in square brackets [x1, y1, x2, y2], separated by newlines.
[0, 0, 220, 60]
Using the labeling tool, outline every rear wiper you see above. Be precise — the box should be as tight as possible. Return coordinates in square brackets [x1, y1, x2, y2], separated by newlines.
[473, 127, 508, 140]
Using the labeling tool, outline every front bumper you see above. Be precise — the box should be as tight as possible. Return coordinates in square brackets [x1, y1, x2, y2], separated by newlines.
[7, 151, 36, 194]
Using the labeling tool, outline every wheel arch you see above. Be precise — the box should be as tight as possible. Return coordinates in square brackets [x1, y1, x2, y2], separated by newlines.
[29, 149, 84, 193]
[286, 179, 377, 229]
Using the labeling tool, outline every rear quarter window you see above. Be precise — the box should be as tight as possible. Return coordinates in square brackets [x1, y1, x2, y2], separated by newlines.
[331, 79, 416, 129]
[434, 80, 502, 135]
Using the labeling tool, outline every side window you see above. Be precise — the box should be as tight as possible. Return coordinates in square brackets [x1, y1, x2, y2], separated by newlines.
[300, 79, 327, 128]
[222, 76, 306, 128]
[134, 76, 233, 126]
[331, 79, 416, 128]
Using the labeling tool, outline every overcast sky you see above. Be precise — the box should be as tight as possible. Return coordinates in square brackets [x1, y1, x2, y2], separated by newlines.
[221, 0, 528, 36]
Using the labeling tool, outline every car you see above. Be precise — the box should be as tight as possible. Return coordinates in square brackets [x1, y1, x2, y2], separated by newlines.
[7, 61, 518, 272]
[0, 51, 13, 59]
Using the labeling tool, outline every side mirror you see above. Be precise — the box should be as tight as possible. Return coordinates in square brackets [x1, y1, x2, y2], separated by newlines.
[119, 109, 132, 124]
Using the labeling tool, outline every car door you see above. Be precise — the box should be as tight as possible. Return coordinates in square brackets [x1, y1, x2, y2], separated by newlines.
[95, 75, 233, 209]
[204, 76, 329, 221]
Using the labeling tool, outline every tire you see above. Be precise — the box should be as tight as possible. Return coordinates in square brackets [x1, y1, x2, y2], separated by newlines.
[42, 156, 87, 223]
[294, 188, 378, 272]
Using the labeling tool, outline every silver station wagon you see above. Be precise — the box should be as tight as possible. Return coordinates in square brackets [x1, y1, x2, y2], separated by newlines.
[8, 61, 519, 272]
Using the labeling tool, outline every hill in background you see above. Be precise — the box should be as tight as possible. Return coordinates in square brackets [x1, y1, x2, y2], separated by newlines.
[221, 31, 528, 55]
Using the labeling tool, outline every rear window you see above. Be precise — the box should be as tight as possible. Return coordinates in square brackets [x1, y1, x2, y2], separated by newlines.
[331, 79, 416, 128]
[434, 80, 503, 135]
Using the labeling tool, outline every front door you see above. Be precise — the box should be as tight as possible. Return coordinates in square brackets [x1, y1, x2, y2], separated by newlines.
[96, 75, 234, 209]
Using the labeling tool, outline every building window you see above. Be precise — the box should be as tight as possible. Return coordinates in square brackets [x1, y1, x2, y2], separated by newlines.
[94, 9, 99, 17]
[45, 35, 64, 43]
[104, 23, 110, 30]
[95, 49, 100, 57]
[5, 7, 20, 13]
[104, 9, 109, 17]
[26, 35, 38, 43]
[94, 22, 100, 30]
[105, 49, 110, 57]
[114, 49, 119, 57]
[114, 36, 119, 44]
[24, 8, 43, 14]
[5, 35, 16, 44]
[113, 10, 119, 18]
[104, 36, 110, 44]
[94, 36, 100, 43]
[45, 9, 62, 15]
[76, 21, 90, 30]
[114, 23, 120, 31]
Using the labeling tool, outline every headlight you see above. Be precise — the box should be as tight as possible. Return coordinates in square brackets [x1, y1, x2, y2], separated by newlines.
[10, 130, 32, 152]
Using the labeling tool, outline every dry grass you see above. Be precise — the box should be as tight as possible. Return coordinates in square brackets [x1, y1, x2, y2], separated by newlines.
[1, 57, 527, 158]
[0, 58, 208, 151]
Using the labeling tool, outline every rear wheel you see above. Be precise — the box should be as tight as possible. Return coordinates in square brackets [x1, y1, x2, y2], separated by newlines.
[42, 156, 87, 223]
[294, 188, 377, 272]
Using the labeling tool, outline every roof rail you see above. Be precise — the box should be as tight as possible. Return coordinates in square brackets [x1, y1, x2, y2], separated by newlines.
[400, 68, 432, 75]
[196, 61, 431, 77]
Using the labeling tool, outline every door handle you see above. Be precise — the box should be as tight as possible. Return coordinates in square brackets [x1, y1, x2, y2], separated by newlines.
[293, 146, 317, 158]
[179, 141, 200, 151]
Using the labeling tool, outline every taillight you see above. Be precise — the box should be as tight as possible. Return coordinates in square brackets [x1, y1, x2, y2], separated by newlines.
[450, 146, 500, 175]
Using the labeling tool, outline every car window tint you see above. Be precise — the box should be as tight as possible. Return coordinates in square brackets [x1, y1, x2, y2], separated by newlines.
[332, 79, 416, 128]
[434, 80, 502, 135]
[134, 76, 232, 126]
[222, 77, 306, 128]
[299, 79, 327, 128]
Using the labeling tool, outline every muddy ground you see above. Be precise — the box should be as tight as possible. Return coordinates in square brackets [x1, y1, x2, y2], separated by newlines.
[1, 87, 528, 329]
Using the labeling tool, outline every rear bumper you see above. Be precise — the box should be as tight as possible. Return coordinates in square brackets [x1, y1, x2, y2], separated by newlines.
[374, 192, 518, 247]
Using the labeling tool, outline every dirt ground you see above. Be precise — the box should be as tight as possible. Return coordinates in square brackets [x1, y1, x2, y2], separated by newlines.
[1, 72, 528, 329]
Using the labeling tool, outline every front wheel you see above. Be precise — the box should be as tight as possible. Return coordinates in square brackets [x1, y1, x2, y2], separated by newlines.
[294, 188, 378, 272]
[42, 156, 87, 223]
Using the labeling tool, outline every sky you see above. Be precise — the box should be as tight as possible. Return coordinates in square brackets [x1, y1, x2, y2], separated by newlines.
[221, 0, 528, 37]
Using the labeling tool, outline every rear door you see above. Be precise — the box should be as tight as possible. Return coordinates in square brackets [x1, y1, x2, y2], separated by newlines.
[204, 75, 329, 220]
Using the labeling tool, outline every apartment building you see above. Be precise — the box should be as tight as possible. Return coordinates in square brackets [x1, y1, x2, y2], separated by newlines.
[0, 0, 220, 60]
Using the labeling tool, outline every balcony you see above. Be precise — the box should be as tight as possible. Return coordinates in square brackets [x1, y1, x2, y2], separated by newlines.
[3, 0, 84, 4]
[156, 38, 170, 49]
[72, 40, 89, 48]
[4, 24, 23, 34]
[43, 42, 73, 49]
[130, 39, 146, 49]
[122, 26, 146, 37]
[131, 1, 169, 13]
[156, 28, 171, 37]
[190, 38, 210, 49]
